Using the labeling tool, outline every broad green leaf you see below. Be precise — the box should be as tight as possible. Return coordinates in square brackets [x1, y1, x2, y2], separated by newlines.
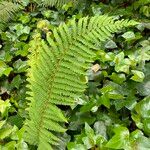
[2, 141, 16, 150]
[113, 99, 126, 110]
[0, 61, 12, 77]
[15, 44, 29, 57]
[12, 24, 30, 36]
[108, 91, 124, 100]
[68, 112, 95, 130]
[109, 73, 126, 84]
[114, 52, 124, 64]
[131, 70, 145, 82]
[16, 141, 28, 150]
[125, 94, 137, 110]
[3, 67, 13, 76]
[133, 97, 150, 135]
[85, 123, 94, 138]
[96, 135, 107, 149]
[100, 85, 114, 94]
[13, 59, 28, 73]
[115, 59, 131, 74]
[135, 97, 150, 118]
[80, 100, 96, 112]
[100, 94, 110, 108]
[136, 136, 150, 150]
[105, 40, 117, 49]
[19, 14, 30, 24]
[143, 118, 150, 135]
[0, 125, 17, 140]
[67, 143, 86, 150]
[122, 31, 135, 40]
[0, 120, 6, 128]
[0, 99, 11, 118]
[82, 137, 94, 149]
[94, 121, 107, 139]
[97, 50, 115, 62]
[10, 75, 23, 89]
[131, 113, 143, 129]
[130, 130, 150, 150]
[8, 114, 23, 128]
[137, 63, 150, 96]
[37, 20, 50, 30]
[55, 133, 70, 150]
[91, 106, 98, 112]
[140, 6, 150, 17]
[42, 10, 52, 18]
[114, 52, 131, 74]
[106, 126, 129, 149]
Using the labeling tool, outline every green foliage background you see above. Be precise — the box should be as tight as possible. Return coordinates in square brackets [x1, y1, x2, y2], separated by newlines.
[0, 0, 150, 149]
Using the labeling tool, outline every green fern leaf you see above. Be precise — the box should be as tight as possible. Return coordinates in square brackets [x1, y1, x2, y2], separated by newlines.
[0, 1, 19, 31]
[133, 0, 150, 9]
[35, 0, 74, 7]
[25, 15, 138, 149]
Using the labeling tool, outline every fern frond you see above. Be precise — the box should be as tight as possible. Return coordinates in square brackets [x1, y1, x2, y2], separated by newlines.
[0, 1, 19, 23]
[0, 1, 19, 31]
[35, 0, 73, 7]
[25, 15, 138, 149]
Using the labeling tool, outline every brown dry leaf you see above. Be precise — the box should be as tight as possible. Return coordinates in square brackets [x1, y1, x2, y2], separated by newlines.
[91, 64, 101, 73]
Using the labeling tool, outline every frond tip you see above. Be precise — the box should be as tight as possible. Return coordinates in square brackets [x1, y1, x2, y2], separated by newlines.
[25, 15, 138, 149]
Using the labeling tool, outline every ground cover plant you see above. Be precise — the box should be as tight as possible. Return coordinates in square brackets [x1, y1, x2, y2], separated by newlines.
[0, 0, 150, 150]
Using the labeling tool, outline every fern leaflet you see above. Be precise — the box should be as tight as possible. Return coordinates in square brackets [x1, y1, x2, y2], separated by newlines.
[25, 15, 138, 149]
[0, 1, 19, 31]
[34, 0, 74, 7]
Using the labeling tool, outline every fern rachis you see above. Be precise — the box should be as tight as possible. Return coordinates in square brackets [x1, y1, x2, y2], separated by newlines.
[25, 15, 138, 149]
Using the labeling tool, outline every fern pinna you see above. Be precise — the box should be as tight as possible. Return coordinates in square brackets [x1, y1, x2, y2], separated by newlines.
[0, 1, 19, 31]
[35, 0, 72, 7]
[25, 15, 137, 149]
